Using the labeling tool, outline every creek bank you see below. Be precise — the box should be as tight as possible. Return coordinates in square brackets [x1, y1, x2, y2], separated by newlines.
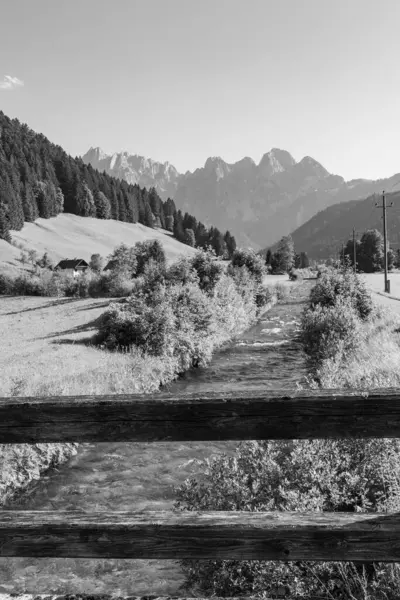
[0, 283, 290, 510]
[0, 443, 78, 507]
[0, 281, 310, 596]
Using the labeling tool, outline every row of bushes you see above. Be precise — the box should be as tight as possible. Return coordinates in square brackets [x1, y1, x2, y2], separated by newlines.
[0, 268, 138, 298]
[95, 250, 276, 374]
[1, 241, 272, 300]
[173, 267, 400, 599]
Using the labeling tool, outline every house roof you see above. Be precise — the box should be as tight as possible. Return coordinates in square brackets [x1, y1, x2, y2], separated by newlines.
[55, 259, 89, 269]
[103, 259, 118, 271]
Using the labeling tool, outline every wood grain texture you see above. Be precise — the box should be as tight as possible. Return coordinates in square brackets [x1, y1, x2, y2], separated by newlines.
[1, 509, 400, 561]
[1, 389, 400, 443]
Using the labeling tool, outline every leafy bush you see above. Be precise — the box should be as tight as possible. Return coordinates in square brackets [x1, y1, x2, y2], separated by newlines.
[274, 282, 289, 301]
[166, 256, 199, 287]
[230, 248, 265, 283]
[301, 296, 363, 363]
[211, 273, 257, 338]
[190, 251, 224, 293]
[288, 268, 303, 281]
[96, 293, 176, 354]
[96, 282, 216, 370]
[86, 271, 134, 297]
[255, 285, 274, 308]
[175, 438, 400, 599]
[11, 274, 43, 295]
[310, 267, 373, 320]
[0, 272, 13, 295]
[134, 239, 166, 275]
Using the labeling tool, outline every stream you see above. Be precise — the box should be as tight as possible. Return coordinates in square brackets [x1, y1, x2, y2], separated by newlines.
[0, 281, 312, 596]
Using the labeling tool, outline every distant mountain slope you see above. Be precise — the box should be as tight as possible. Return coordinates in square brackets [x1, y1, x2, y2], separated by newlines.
[1, 214, 197, 274]
[83, 145, 400, 249]
[287, 191, 400, 259]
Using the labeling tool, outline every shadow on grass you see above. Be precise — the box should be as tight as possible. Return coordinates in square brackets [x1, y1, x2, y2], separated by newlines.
[51, 336, 95, 346]
[39, 317, 102, 340]
[3, 297, 83, 315]
[75, 299, 112, 312]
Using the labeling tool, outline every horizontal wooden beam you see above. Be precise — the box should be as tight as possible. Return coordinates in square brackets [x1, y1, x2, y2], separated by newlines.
[2, 389, 400, 443]
[1, 509, 400, 561]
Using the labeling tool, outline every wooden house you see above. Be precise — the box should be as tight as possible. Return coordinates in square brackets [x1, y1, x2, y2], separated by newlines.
[55, 258, 89, 277]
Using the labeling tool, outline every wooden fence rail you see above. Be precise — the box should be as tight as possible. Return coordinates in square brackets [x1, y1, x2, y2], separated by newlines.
[2, 388, 400, 566]
[2, 389, 400, 443]
[1, 509, 400, 562]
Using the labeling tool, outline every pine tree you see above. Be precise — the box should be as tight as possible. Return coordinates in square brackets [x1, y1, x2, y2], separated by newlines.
[143, 202, 154, 228]
[184, 228, 196, 247]
[94, 190, 111, 219]
[0, 204, 11, 242]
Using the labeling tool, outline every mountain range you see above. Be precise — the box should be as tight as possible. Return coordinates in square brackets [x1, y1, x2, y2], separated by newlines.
[82, 147, 400, 249]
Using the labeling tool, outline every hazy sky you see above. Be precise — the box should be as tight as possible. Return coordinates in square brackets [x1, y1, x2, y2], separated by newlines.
[1, 0, 400, 180]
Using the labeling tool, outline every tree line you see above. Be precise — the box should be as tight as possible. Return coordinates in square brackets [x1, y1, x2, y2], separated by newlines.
[0, 111, 237, 257]
[341, 228, 400, 272]
[264, 234, 310, 274]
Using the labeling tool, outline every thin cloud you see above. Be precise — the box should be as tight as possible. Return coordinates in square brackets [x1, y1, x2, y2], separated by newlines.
[0, 75, 24, 91]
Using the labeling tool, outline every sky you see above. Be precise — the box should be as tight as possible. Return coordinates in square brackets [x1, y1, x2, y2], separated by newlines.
[1, 0, 400, 180]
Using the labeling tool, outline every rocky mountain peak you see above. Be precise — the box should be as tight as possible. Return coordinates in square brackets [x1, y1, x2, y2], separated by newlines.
[204, 156, 230, 180]
[258, 148, 296, 177]
[297, 156, 329, 177]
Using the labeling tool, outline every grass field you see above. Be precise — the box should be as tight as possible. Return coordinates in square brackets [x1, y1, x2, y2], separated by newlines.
[0, 295, 180, 397]
[1, 214, 197, 274]
[362, 272, 400, 314]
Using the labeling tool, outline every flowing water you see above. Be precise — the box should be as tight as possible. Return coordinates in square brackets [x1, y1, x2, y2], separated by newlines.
[1, 282, 311, 596]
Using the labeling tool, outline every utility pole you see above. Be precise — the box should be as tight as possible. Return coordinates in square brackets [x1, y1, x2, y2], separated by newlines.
[352, 227, 357, 273]
[342, 242, 345, 267]
[375, 191, 393, 293]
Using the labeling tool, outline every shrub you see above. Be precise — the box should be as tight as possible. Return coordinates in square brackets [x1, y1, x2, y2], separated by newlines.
[96, 292, 176, 354]
[106, 243, 137, 277]
[274, 282, 289, 301]
[230, 248, 265, 283]
[301, 296, 363, 364]
[211, 273, 256, 338]
[135, 239, 166, 275]
[169, 283, 215, 370]
[310, 267, 373, 320]
[0, 273, 13, 295]
[255, 285, 274, 309]
[175, 438, 400, 599]
[11, 274, 43, 295]
[88, 271, 135, 298]
[89, 253, 104, 273]
[166, 257, 199, 287]
[36, 270, 67, 296]
[190, 251, 224, 293]
[288, 268, 303, 281]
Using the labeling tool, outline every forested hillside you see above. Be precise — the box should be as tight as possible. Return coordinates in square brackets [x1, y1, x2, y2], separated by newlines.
[267, 190, 400, 260]
[0, 111, 236, 256]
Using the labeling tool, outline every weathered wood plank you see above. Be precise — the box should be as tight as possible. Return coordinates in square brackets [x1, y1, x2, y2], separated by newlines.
[1, 509, 400, 561]
[1, 389, 400, 443]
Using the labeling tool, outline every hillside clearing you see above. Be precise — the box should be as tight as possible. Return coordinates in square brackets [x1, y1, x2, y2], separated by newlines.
[1, 214, 197, 273]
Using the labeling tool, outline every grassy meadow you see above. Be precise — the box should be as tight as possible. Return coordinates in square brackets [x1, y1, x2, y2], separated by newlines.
[0, 295, 174, 398]
[1, 213, 198, 275]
